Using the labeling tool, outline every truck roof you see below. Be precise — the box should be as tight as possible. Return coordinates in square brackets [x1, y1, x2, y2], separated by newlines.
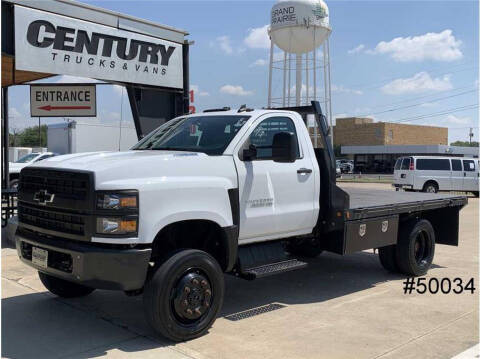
[186, 109, 301, 118]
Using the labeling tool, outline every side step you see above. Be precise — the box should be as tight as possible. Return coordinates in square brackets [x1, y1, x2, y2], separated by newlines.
[236, 241, 308, 280]
[241, 259, 307, 280]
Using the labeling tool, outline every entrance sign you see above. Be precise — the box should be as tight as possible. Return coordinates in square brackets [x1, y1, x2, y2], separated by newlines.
[15, 6, 183, 88]
[30, 84, 97, 117]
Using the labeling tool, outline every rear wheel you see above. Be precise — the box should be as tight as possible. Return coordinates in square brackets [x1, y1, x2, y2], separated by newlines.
[143, 249, 224, 342]
[38, 272, 95, 298]
[285, 238, 323, 258]
[422, 181, 438, 193]
[378, 245, 398, 273]
[395, 219, 435, 276]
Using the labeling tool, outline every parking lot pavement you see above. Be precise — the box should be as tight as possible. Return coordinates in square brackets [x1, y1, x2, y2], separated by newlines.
[2, 183, 478, 359]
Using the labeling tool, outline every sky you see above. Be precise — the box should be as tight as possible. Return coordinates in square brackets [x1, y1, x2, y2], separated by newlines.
[7, 0, 479, 144]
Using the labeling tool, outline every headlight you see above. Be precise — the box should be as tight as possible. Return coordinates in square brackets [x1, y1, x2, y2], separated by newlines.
[96, 217, 137, 235]
[97, 192, 138, 210]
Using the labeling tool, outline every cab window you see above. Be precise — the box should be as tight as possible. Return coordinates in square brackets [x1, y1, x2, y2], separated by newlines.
[248, 117, 300, 160]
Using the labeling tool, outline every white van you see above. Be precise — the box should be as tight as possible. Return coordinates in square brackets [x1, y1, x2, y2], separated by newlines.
[393, 156, 479, 196]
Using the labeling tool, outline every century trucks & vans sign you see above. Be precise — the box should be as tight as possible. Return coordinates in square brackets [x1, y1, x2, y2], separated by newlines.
[15, 6, 183, 89]
[30, 84, 97, 117]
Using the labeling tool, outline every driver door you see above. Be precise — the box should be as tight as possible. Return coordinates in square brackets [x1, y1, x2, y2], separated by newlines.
[233, 115, 316, 242]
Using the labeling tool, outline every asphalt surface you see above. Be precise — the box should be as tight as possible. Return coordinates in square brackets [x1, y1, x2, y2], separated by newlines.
[2, 182, 478, 359]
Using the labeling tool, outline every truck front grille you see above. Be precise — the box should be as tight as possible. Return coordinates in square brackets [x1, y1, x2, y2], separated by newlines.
[20, 169, 90, 201]
[18, 204, 85, 236]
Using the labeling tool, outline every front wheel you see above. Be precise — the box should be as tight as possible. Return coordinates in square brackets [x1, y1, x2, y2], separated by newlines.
[38, 272, 95, 298]
[143, 249, 224, 342]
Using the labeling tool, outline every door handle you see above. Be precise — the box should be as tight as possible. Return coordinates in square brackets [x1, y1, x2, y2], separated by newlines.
[297, 168, 312, 174]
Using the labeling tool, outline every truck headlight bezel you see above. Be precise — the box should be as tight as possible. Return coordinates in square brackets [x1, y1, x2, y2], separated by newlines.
[96, 216, 138, 236]
[96, 191, 138, 211]
[94, 190, 139, 237]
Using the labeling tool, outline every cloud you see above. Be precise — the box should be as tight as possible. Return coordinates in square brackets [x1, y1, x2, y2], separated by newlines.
[244, 24, 270, 49]
[368, 30, 462, 62]
[348, 44, 365, 55]
[53, 75, 103, 83]
[381, 72, 453, 95]
[249, 52, 285, 67]
[250, 59, 267, 67]
[331, 84, 363, 95]
[220, 85, 253, 96]
[210, 36, 233, 55]
[112, 85, 125, 96]
[190, 85, 210, 97]
[445, 114, 471, 125]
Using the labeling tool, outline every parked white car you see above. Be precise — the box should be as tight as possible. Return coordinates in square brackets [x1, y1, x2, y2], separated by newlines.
[9, 152, 57, 189]
[393, 156, 479, 196]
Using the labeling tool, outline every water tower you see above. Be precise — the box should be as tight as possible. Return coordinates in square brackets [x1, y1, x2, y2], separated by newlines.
[268, 0, 332, 126]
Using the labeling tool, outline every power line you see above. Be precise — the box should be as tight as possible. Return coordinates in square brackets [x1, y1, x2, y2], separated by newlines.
[356, 89, 478, 117]
[389, 104, 479, 124]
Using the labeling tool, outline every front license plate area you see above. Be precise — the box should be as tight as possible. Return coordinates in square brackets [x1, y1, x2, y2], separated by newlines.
[32, 246, 48, 269]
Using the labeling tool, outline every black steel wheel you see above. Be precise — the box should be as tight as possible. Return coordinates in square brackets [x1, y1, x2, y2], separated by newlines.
[143, 249, 224, 342]
[395, 219, 435, 276]
[38, 272, 95, 298]
[285, 238, 323, 258]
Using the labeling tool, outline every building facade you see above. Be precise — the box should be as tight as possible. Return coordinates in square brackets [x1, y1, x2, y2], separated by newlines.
[333, 117, 448, 147]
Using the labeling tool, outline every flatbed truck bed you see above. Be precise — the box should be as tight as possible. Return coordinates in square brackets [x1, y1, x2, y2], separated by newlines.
[345, 188, 468, 220]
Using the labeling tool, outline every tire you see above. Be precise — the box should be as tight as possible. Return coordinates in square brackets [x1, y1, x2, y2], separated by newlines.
[143, 249, 224, 342]
[395, 219, 435, 276]
[378, 245, 398, 273]
[422, 181, 438, 193]
[285, 238, 323, 258]
[472, 191, 479, 198]
[38, 272, 95, 298]
[9, 179, 19, 190]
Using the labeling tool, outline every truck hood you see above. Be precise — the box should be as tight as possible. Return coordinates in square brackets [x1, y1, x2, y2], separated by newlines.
[9, 162, 28, 173]
[29, 150, 237, 189]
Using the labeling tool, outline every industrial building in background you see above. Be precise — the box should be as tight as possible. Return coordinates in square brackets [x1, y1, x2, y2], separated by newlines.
[334, 117, 477, 173]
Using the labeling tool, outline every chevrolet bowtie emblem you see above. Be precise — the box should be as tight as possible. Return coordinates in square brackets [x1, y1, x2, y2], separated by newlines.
[33, 190, 55, 205]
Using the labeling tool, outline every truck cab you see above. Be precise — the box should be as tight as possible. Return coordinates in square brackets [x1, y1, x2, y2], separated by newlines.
[15, 102, 467, 342]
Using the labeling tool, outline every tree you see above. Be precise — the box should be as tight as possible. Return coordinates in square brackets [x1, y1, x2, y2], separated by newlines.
[10, 125, 48, 147]
[450, 140, 479, 147]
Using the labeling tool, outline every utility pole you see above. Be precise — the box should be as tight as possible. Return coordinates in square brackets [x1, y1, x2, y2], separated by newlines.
[469, 127, 473, 145]
[38, 117, 41, 147]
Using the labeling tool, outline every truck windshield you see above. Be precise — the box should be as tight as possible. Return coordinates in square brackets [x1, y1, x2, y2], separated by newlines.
[132, 115, 250, 155]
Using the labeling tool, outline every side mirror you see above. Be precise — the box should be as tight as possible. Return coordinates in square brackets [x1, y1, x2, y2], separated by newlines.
[272, 132, 297, 163]
[242, 144, 257, 161]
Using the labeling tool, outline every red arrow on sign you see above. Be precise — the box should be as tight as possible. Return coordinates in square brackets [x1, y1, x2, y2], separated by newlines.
[38, 105, 91, 111]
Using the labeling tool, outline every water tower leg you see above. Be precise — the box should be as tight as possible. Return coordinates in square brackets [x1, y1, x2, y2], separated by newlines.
[283, 52, 287, 107]
[267, 41, 274, 108]
[295, 53, 302, 106]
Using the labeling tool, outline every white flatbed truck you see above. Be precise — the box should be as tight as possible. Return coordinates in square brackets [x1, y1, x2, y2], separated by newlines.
[15, 101, 467, 341]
